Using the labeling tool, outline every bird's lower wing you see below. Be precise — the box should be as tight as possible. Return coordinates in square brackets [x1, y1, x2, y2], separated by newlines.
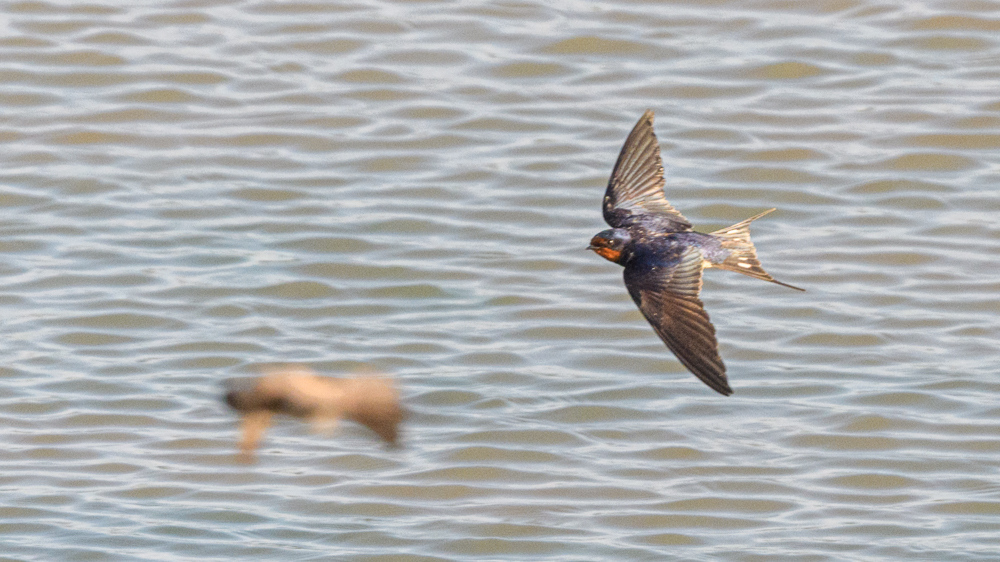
[625, 247, 732, 396]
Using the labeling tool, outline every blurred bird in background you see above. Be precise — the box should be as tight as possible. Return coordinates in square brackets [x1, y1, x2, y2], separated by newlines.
[224, 365, 402, 460]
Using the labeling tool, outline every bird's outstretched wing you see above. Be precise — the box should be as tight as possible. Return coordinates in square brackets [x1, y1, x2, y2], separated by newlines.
[603, 110, 691, 231]
[623, 246, 731, 396]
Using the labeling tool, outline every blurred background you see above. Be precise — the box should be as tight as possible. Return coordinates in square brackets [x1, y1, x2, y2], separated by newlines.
[1, 0, 998, 559]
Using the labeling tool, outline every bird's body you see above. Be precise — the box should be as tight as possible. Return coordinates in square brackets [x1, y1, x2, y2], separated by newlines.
[589, 110, 803, 396]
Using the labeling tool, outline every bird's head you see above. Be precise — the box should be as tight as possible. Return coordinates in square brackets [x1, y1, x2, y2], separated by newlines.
[588, 228, 631, 264]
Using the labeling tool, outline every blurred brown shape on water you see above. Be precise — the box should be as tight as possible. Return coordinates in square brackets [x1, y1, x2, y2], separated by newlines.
[224, 365, 402, 460]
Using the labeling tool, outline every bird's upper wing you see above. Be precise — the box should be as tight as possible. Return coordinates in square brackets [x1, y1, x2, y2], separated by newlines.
[603, 110, 691, 231]
[623, 246, 731, 396]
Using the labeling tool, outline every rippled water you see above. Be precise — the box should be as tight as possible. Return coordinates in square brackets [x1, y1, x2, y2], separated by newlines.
[2, 0, 999, 559]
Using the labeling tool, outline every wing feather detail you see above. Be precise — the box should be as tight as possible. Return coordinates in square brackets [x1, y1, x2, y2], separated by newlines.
[603, 110, 691, 231]
[624, 247, 732, 396]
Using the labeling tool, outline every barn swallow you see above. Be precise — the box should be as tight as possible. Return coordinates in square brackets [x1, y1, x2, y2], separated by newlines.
[589, 110, 803, 396]
[224, 365, 402, 460]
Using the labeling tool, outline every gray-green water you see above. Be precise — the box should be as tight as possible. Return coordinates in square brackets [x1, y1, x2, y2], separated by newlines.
[2, 0, 999, 560]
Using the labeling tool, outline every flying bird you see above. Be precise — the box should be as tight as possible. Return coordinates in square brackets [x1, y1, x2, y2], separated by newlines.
[588, 110, 804, 396]
[224, 365, 402, 460]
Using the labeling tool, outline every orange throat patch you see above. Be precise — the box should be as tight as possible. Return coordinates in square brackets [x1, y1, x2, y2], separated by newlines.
[592, 246, 622, 263]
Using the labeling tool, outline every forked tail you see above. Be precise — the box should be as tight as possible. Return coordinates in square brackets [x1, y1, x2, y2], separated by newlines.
[710, 209, 804, 291]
